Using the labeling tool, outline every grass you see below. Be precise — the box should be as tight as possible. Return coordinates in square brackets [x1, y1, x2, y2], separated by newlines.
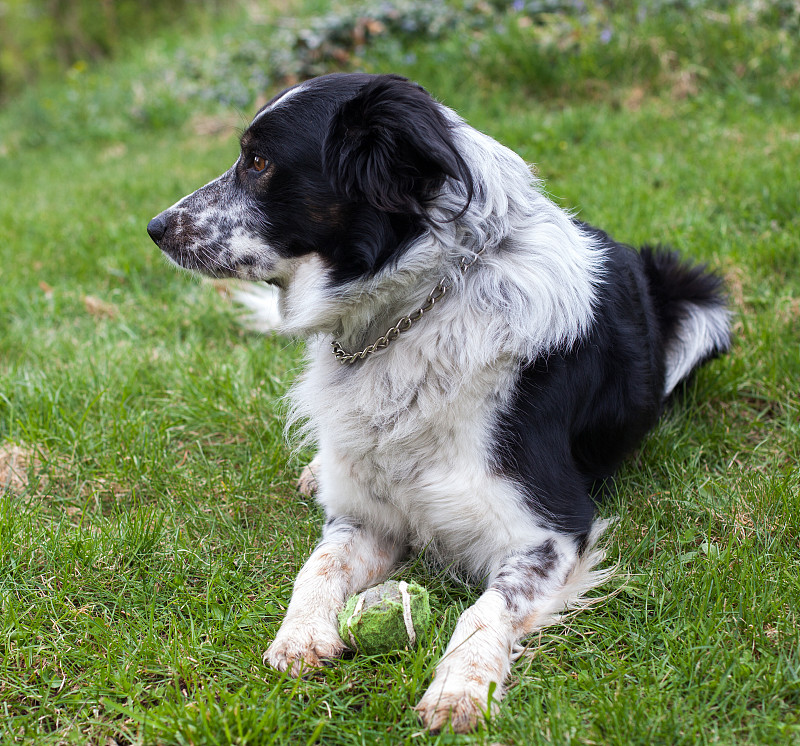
[1, 1, 799, 743]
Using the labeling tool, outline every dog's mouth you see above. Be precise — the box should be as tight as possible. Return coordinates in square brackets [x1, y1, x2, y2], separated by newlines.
[158, 245, 278, 284]
[147, 210, 283, 283]
[158, 243, 231, 277]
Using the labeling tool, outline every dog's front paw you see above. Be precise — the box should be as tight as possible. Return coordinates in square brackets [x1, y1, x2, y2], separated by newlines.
[414, 668, 500, 733]
[264, 617, 345, 677]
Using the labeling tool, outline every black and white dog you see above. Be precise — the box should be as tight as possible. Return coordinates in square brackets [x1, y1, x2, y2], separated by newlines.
[147, 73, 730, 732]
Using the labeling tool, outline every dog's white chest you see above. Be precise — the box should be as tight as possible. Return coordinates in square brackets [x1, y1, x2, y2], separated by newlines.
[294, 347, 542, 577]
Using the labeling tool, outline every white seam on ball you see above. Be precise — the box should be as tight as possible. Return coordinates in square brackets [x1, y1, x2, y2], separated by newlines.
[347, 592, 366, 650]
[399, 581, 416, 646]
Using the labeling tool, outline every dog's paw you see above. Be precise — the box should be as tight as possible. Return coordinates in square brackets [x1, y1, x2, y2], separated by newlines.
[414, 670, 499, 733]
[296, 460, 319, 497]
[264, 618, 344, 677]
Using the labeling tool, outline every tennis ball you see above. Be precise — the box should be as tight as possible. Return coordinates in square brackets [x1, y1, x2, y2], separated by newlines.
[338, 580, 430, 655]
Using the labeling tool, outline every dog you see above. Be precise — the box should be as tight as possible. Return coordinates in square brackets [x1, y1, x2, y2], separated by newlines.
[147, 73, 731, 732]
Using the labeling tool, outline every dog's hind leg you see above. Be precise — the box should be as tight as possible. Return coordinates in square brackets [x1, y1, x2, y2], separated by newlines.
[415, 523, 612, 733]
[264, 517, 404, 677]
[296, 454, 321, 497]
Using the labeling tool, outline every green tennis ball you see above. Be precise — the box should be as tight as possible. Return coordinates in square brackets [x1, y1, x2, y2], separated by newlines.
[338, 580, 430, 656]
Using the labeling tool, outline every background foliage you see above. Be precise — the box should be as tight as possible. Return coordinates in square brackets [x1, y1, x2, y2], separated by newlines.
[0, 0, 227, 101]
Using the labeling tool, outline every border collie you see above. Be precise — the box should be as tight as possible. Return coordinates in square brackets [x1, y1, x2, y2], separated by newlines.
[147, 73, 730, 732]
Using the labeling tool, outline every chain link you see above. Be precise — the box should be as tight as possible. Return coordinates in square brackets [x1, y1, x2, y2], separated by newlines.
[331, 247, 485, 365]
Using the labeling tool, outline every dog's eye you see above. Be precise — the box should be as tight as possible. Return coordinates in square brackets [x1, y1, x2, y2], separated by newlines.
[252, 155, 268, 173]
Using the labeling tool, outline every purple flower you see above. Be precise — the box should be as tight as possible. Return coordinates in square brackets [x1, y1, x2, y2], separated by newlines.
[600, 27, 613, 44]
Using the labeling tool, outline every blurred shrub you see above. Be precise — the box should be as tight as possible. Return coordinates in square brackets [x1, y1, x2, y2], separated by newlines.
[0, 0, 228, 102]
[1, 0, 797, 153]
[173, 0, 800, 109]
[171, 0, 496, 109]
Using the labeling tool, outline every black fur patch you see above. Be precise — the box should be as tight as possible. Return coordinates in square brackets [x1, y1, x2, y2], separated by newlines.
[493, 225, 726, 536]
[492, 540, 559, 613]
[243, 74, 474, 284]
[322, 75, 473, 217]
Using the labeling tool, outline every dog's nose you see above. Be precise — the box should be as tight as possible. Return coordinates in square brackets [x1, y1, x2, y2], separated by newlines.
[147, 214, 167, 244]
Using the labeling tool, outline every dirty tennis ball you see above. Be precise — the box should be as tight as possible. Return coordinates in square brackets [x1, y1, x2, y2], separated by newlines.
[338, 580, 430, 655]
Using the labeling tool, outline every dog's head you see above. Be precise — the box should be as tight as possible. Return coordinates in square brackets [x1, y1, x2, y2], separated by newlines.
[147, 74, 472, 293]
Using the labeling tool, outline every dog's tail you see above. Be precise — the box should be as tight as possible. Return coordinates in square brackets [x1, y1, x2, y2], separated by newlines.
[640, 246, 731, 397]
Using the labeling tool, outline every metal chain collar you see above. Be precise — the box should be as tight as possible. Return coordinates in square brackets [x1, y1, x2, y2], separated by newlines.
[331, 246, 486, 365]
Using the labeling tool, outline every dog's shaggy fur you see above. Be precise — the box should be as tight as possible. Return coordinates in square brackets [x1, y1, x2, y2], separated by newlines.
[148, 73, 730, 732]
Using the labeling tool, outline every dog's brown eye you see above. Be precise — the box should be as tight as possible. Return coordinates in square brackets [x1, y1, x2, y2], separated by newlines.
[252, 155, 267, 172]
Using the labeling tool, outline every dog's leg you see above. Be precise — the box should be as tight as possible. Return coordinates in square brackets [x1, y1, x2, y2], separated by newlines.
[265, 517, 403, 676]
[296, 454, 320, 497]
[416, 535, 587, 733]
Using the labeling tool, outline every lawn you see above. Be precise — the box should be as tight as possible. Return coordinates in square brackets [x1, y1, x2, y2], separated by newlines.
[0, 1, 798, 743]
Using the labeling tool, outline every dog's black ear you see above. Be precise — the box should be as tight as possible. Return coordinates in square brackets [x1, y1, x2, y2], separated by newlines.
[323, 75, 472, 216]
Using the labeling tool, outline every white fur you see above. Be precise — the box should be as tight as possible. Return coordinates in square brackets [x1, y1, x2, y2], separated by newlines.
[232, 283, 282, 333]
[415, 521, 616, 731]
[270, 117, 606, 584]
[265, 518, 405, 676]
[251, 80, 312, 124]
[663, 302, 731, 396]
